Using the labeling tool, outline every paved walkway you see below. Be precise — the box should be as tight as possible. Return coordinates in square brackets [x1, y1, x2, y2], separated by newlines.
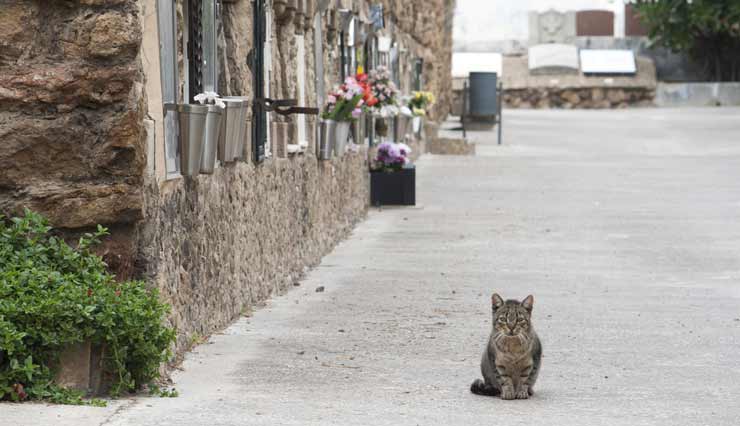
[5, 108, 740, 425]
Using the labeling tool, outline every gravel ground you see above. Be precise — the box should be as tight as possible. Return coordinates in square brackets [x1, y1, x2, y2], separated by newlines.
[4, 107, 740, 426]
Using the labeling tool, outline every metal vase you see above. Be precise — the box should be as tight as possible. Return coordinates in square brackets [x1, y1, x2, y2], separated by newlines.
[412, 116, 422, 134]
[177, 104, 209, 176]
[319, 119, 336, 160]
[375, 117, 388, 138]
[396, 115, 410, 142]
[219, 97, 247, 162]
[334, 121, 351, 156]
[241, 119, 252, 162]
[233, 103, 249, 160]
[200, 105, 223, 174]
[351, 115, 364, 146]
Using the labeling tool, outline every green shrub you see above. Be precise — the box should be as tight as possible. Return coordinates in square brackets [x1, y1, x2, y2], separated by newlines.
[0, 210, 175, 403]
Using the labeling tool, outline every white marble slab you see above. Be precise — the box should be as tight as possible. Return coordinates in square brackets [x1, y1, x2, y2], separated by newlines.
[580, 49, 636, 75]
[528, 43, 579, 75]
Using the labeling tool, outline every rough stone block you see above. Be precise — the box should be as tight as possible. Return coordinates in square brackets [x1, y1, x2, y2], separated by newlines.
[55, 342, 92, 392]
[427, 137, 476, 156]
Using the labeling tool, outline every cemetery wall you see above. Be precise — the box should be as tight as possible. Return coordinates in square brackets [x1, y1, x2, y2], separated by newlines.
[0, 0, 456, 355]
[501, 55, 656, 109]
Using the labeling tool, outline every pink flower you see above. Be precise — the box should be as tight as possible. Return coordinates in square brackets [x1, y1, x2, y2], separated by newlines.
[352, 108, 362, 118]
[328, 95, 337, 104]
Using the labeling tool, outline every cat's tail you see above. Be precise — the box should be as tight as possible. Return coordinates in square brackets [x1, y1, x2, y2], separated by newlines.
[470, 379, 500, 396]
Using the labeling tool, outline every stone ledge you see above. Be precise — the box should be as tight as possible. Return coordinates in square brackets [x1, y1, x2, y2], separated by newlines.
[427, 137, 476, 156]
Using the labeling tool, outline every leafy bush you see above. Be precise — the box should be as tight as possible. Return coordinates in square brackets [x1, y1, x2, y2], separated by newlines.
[0, 210, 175, 403]
[632, 0, 740, 81]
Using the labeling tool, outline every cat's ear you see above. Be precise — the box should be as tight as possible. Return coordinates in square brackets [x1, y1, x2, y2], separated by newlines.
[522, 295, 534, 312]
[491, 293, 504, 310]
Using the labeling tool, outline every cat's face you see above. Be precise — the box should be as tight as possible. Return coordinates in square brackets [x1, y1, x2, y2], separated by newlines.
[491, 294, 534, 336]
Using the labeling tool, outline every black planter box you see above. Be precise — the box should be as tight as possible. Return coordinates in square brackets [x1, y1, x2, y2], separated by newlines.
[370, 166, 416, 206]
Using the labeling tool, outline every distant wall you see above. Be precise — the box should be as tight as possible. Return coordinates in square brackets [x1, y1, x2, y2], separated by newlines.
[655, 83, 740, 107]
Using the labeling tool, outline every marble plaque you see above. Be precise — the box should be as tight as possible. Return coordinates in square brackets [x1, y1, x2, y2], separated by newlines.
[576, 10, 614, 36]
[528, 9, 577, 45]
[528, 43, 579, 75]
[580, 49, 636, 75]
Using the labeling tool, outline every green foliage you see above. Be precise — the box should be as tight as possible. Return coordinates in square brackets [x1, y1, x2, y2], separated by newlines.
[633, 0, 740, 81]
[0, 210, 176, 404]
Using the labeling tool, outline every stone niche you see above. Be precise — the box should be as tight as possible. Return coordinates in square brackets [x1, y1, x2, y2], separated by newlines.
[528, 43, 580, 75]
[528, 9, 576, 45]
[576, 10, 614, 37]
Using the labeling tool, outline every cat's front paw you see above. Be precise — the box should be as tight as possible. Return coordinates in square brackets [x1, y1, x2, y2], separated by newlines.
[515, 388, 529, 399]
[501, 387, 516, 400]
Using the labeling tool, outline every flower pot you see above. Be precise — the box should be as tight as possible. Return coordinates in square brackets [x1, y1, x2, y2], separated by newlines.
[219, 97, 248, 162]
[241, 119, 252, 161]
[412, 116, 422, 134]
[177, 104, 209, 176]
[396, 115, 411, 142]
[352, 115, 365, 146]
[370, 165, 416, 206]
[334, 121, 351, 156]
[375, 117, 389, 139]
[232, 100, 250, 160]
[200, 105, 224, 174]
[318, 119, 336, 160]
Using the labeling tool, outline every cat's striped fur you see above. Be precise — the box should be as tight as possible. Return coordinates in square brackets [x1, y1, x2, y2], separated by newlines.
[470, 294, 542, 400]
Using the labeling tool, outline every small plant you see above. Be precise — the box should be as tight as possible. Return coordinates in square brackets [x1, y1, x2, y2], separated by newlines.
[149, 384, 179, 398]
[322, 76, 365, 122]
[407, 91, 436, 116]
[0, 210, 176, 404]
[371, 142, 412, 172]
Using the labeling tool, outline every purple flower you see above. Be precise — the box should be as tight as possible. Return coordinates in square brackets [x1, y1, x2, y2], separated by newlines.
[351, 108, 362, 119]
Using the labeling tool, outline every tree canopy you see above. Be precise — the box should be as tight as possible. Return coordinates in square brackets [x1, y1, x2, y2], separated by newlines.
[633, 0, 740, 81]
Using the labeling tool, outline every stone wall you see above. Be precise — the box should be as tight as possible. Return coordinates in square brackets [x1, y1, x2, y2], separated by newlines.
[0, 0, 456, 355]
[376, 0, 456, 121]
[0, 0, 145, 230]
[449, 54, 657, 110]
[504, 87, 655, 109]
[139, 154, 369, 354]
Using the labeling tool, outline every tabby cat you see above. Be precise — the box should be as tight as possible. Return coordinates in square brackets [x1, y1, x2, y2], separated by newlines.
[470, 293, 542, 400]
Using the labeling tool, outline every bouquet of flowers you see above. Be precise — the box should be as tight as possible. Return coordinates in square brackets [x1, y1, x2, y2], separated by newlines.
[364, 66, 400, 118]
[372, 141, 412, 172]
[407, 91, 436, 116]
[322, 76, 365, 122]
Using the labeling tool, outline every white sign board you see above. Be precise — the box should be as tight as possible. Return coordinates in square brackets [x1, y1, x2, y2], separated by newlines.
[528, 43, 579, 75]
[452, 52, 503, 78]
[580, 49, 636, 75]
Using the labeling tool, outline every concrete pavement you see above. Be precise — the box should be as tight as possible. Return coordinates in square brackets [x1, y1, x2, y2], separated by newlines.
[4, 107, 740, 425]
